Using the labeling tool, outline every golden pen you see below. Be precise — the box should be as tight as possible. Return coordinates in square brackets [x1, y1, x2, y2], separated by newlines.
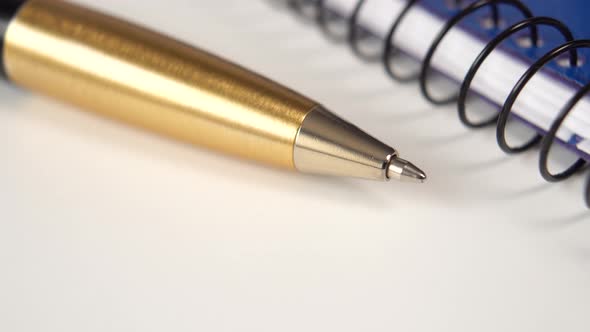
[0, 0, 426, 183]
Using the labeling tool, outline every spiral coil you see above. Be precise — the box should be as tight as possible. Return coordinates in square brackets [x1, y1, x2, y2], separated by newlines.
[285, 0, 590, 208]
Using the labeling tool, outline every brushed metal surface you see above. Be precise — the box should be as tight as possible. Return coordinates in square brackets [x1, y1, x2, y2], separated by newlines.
[293, 106, 398, 181]
[3, 0, 317, 169]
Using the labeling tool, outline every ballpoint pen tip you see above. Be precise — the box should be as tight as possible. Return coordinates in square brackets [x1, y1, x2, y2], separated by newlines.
[388, 157, 427, 183]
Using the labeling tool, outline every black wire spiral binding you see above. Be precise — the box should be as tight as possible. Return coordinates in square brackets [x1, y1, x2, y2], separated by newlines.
[285, 0, 590, 208]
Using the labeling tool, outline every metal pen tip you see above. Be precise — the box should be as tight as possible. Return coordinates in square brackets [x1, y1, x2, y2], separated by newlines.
[388, 157, 427, 183]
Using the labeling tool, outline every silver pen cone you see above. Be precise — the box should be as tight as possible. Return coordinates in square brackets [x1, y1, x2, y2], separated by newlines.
[388, 157, 427, 183]
[292, 106, 427, 183]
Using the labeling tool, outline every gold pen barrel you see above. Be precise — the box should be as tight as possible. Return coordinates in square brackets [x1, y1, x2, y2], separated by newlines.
[3, 0, 426, 182]
[3, 0, 316, 169]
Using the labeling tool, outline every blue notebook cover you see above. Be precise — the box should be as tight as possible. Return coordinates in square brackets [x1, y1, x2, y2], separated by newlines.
[418, 0, 590, 158]
[304, 0, 590, 157]
[422, 0, 590, 89]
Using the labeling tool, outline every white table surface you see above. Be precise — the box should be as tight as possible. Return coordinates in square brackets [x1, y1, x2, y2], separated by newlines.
[1, 1, 589, 331]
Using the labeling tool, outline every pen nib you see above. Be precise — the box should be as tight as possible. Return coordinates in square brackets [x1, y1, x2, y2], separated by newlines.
[388, 157, 427, 183]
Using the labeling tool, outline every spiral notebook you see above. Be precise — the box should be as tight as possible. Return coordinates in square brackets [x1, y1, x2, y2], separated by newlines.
[283, 0, 590, 205]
